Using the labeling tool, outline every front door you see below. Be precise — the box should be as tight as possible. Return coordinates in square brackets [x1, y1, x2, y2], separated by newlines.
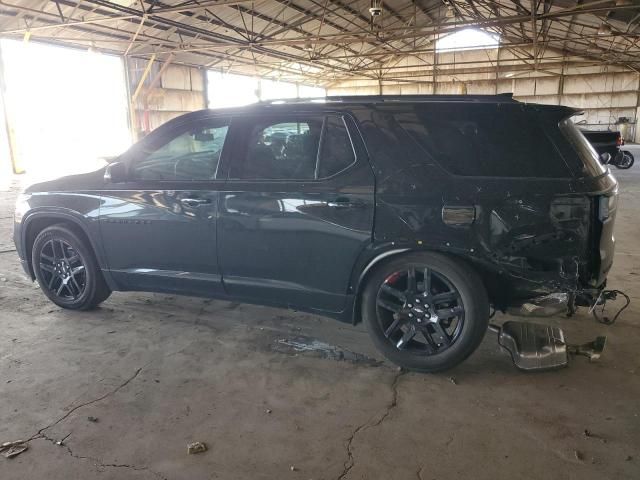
[99, 115, 231, 296]
[217, 112, 375, 313]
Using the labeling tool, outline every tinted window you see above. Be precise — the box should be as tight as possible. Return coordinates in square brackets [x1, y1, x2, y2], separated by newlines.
[231, 115, 356, 180]
[395, 104, 571, 178]
[133, 119, 229, 181]
[318, 116, 356, 178]
[234, 117, 323, 180]
[559, 117, 607, 177]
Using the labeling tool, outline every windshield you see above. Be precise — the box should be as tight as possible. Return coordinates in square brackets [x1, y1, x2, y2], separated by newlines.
[559, 117, 607, 177]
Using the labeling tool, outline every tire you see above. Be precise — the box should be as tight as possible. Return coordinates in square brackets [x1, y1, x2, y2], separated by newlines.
[31, 224, 111, 310]
[615, 151, 634, 169]
[362, 252, 489, 373]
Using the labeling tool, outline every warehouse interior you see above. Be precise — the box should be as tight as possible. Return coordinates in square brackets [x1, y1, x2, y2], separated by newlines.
[1, 1, 640, 479]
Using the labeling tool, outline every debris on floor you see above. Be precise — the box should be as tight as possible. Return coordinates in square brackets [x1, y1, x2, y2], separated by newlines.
[583, 428, 607, 443]
[87, 416, 99, 422]
[1, 440, 26, 450]
[187, 441, 207, 454]
[55, 433, 71, 447]
[1, 440, 28, 459]
[272, 335, 381, 366]
[568, 337, 607, 361]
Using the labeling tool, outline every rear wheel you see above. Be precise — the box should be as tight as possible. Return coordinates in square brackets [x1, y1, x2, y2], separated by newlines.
[31, 225, 111, 310]
[616, 151, 634, 169]
[362, 252, 489, 372]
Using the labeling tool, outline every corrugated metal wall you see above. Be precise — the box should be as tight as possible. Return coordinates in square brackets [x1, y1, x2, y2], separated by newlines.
[327, 48, 640, 142]
[127, 59, 206, 139]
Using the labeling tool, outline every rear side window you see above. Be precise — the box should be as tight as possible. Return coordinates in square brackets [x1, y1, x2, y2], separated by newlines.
[317, 116, 355, 178]
[558, 117, 607, 177]
[239, 118, 323, 180]
[395, 105, 572, 178]
[230, 114, 356, 180]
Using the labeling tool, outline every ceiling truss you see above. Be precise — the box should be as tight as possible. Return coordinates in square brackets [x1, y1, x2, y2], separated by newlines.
[0, 0, 639, 85]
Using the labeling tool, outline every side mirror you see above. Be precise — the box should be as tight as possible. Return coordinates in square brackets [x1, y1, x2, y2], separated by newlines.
[600, 152, 612, 165]
[104, 162, 128, 183]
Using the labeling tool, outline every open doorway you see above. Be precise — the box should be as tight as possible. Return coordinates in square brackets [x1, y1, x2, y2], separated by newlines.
[0, 40, 131, 184]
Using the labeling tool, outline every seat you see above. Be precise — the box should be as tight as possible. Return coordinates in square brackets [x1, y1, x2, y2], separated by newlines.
[246, 142, 278, 179]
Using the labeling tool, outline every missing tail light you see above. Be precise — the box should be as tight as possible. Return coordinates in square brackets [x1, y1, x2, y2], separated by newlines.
[598, 194, 617, 221]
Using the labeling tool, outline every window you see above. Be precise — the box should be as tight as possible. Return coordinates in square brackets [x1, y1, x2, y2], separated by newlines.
[232, 115, 356, 180]
[559, 118, 607, 177]
[317, 116, 355, 178]
[133, 120, 229, 181]
[394, 105, 572, 178]
[436, 28, 499, 52]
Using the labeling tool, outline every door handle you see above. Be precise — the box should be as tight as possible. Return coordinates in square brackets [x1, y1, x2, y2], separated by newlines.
[180, 198, 211, 207]
[327, 198, 365, 209]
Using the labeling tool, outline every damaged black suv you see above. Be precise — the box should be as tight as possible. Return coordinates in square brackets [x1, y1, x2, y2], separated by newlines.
[13, 94, 618, 372]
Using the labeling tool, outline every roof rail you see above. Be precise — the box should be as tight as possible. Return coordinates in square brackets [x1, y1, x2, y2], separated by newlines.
[322, 94, 518, 103]
[260, 94, 518, 105]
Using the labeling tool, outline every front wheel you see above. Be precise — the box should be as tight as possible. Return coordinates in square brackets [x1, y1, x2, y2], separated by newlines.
[362, 252, 489, 372]
[31, 225, 111, 310]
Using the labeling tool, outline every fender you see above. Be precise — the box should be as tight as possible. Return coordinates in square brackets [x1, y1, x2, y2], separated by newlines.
[348, 244, 412, 324]
[347, 242, 496, 324]
[20, 208, 114, 288]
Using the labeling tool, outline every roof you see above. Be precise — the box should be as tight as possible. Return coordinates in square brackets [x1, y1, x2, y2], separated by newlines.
[4, 1, 635, 85]
[169, 94, 581, 122]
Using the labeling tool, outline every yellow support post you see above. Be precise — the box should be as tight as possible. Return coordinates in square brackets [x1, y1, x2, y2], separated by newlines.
[128, 53, 156, 141]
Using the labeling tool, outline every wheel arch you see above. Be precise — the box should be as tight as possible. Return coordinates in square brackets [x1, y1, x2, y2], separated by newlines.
[351, 247, 494, 324]
[22, 211, 102, 279]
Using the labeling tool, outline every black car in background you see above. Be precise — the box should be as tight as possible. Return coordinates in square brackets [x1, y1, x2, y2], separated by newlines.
[13, 95, 618, 372]
[580, 129, 635, 169]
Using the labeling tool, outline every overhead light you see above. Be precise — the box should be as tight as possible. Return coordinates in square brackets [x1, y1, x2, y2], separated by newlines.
[303, 41, 314, 52]
[505, 72, 515, 78]
[369, 0, 382, 17]
[598, 23, 612, 35]
[110, 0, 138, 6]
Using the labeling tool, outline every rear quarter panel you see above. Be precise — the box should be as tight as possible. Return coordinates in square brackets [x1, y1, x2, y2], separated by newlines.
[351, 104, 617, 305]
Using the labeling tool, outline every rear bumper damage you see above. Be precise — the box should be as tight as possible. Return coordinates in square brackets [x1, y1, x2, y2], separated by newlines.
[507, 292, 573, 317]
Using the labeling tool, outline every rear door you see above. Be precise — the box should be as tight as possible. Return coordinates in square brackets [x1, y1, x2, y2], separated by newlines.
[99, 115, 230, 296]
[217, 112, 374, 313]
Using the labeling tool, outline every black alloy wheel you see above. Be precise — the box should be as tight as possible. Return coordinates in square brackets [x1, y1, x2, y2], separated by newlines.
[38, 238, 87, 301]
[32, 225, 111, 310]
[362, 252, 489, 372]
[376, 267, 464, 354]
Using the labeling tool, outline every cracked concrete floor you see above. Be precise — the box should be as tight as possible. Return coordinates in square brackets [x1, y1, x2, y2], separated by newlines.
[1, 170, 639, 480]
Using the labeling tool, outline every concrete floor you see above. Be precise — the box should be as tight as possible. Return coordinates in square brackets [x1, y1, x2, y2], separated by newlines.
[1, 167, 639, 480]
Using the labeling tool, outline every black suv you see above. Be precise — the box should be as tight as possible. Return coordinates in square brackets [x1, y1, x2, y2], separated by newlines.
[13, 95, 618, 372]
